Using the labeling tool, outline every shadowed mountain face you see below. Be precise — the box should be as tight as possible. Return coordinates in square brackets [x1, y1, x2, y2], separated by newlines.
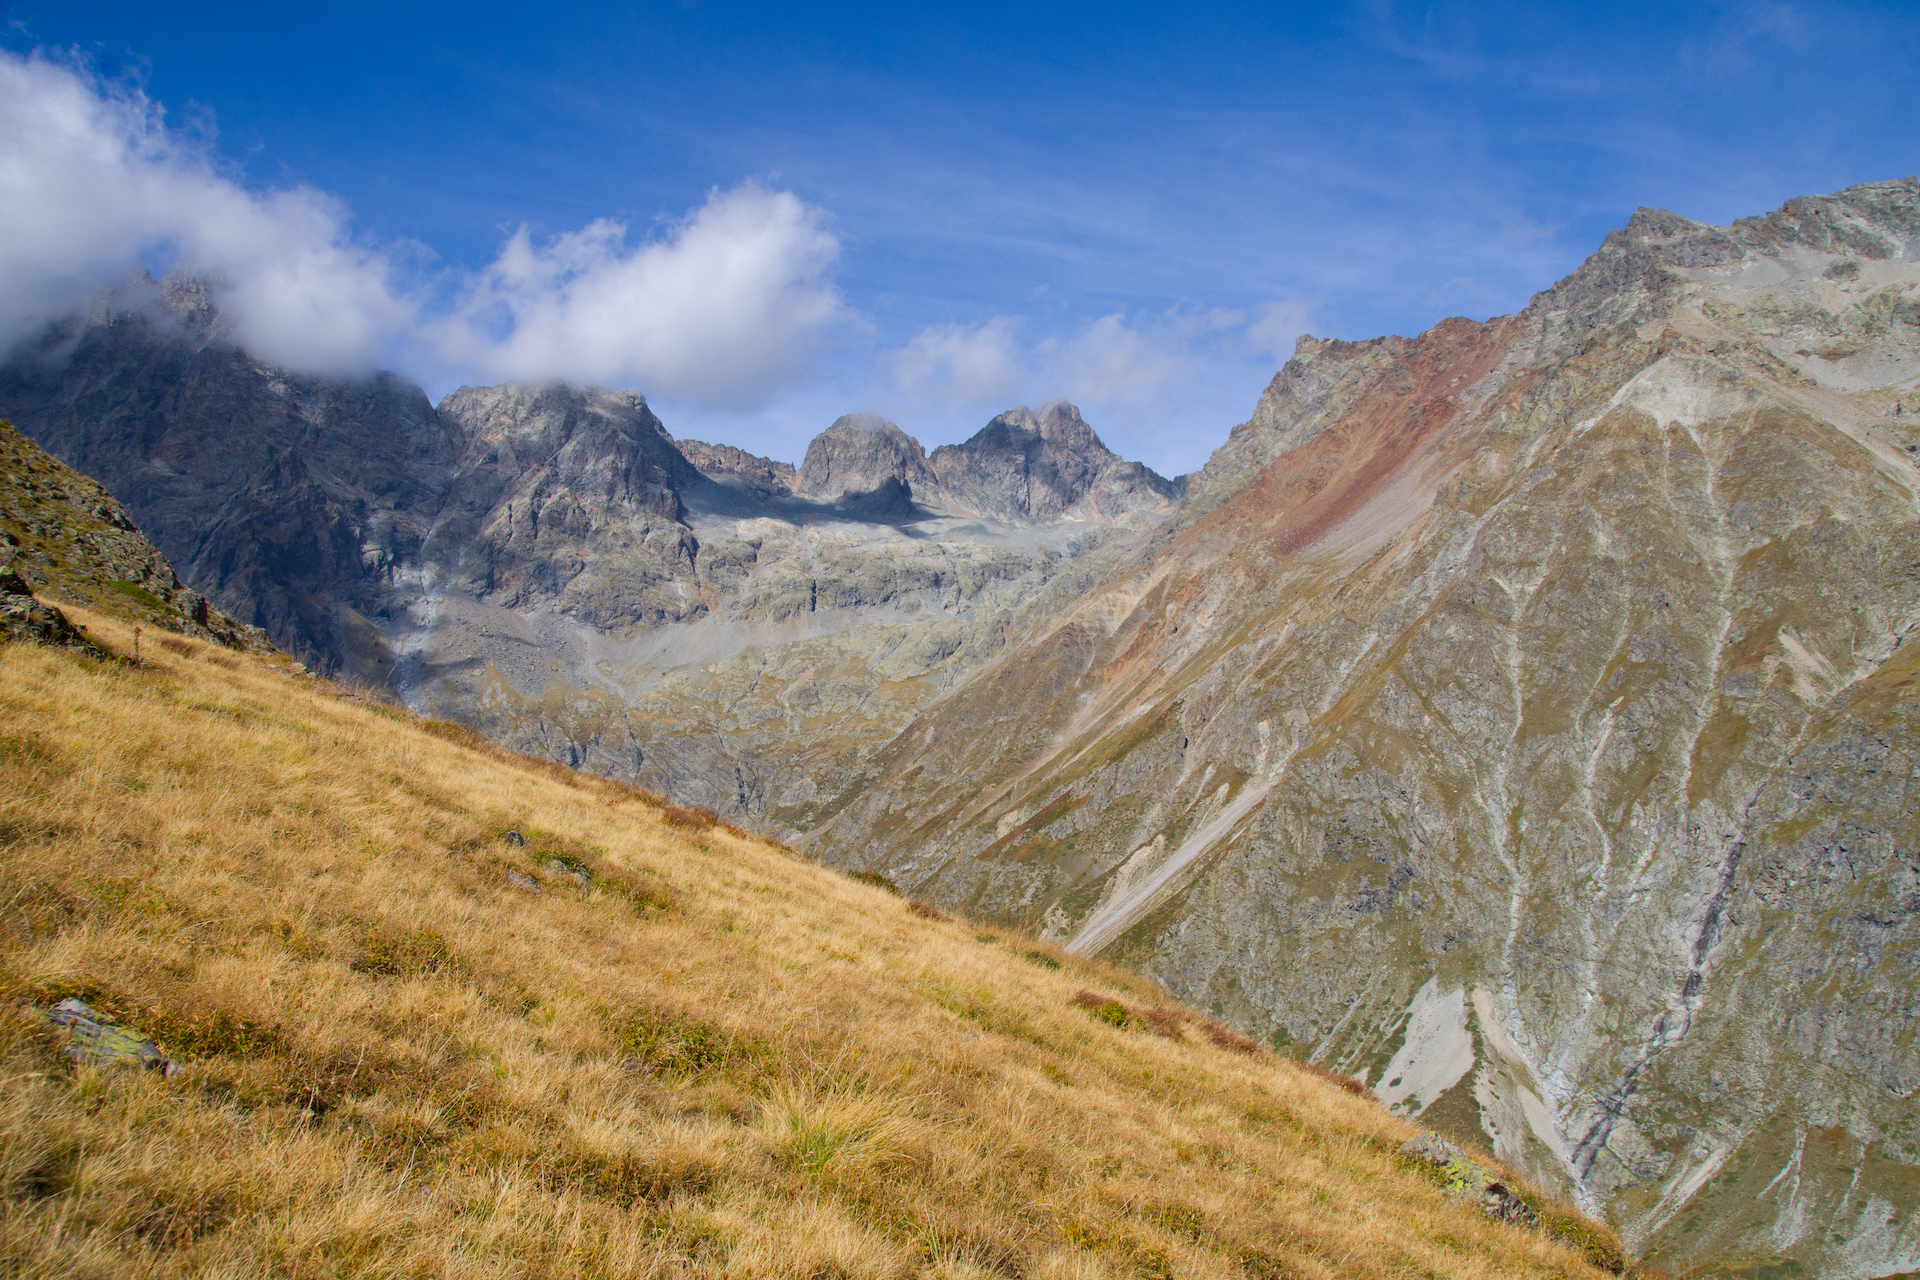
[4, 181, 1919, 1277]
[0, 274, 455, 665]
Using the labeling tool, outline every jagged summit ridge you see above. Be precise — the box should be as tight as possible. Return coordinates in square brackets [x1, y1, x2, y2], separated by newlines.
[787, 402, 1181, 525]
[930, 401, 1181, 522]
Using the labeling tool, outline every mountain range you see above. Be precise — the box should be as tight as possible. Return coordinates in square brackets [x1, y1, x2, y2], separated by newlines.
[4, 177, 1919, 1278]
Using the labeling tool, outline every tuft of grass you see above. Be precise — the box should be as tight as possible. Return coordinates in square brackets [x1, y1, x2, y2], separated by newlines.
[0, 602, 1630, 1280]
[106, 579, 164, 611]
[618, 1010, 768, 1077]
[351, 925, 452, 978]
[660, 802, 720, 831]
[761, 1086, 919, 1184]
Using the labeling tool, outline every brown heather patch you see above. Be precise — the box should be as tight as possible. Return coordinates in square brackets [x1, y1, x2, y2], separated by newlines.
[0, 604, 1625, 1279]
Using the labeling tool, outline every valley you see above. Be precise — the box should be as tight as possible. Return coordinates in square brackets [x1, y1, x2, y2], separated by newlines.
[4, 178, 1918, 1278]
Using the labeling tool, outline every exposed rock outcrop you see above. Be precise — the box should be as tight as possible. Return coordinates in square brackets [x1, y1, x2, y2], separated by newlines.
[26, 999, 175, 1074]
[0, 415, 267, 652]
[929, 402, 1181, 522]
[430, 382, 704, 628]
[793, 413, 935, 519]
[678, 440, 797, 501]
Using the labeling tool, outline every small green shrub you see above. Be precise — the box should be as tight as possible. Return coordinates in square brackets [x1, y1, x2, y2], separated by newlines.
[1071, 989, 1136, 1028]
[352, 926, 452, 977]
[619, 1011, 764, 1076]
[108, 580, 164, 611]
[1142, 1202, 1210, 1239]
[847, 870, 900, 895]
[140, 1006, 281, 1059]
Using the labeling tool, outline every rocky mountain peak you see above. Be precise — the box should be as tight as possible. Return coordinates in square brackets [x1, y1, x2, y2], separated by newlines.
[436, 381, 694, 504]
[928, 401, 1179, 523]
[426, 382, 703, 629]
[794, 413, 935, 518]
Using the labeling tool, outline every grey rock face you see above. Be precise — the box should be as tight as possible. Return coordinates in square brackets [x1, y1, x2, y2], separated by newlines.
[678, 440, 797, 501]
[928, 402, 1181, 523]
[1177, 335, 1409, 522]
[794, 413, 936, 517]
[0, 272, 456, 669]
[430, 383, 703, 629]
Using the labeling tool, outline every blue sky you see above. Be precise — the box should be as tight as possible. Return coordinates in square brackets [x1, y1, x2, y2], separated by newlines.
[2, 1, 1915, 474]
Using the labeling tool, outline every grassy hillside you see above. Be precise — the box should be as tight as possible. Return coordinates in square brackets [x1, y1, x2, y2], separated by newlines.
[1, 607, 1622, 1279]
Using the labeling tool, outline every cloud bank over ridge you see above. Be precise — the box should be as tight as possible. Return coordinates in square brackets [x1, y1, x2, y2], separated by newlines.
[0, 46, 1319, 472]
[0, 51, 848, 408]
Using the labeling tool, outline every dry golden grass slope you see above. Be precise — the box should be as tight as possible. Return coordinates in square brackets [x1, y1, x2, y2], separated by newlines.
[2, 606, 1623, 1280]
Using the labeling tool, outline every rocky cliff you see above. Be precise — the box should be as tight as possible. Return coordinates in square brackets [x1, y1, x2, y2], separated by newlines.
[801, 178, 1920, 1277]
[428, 382, 704, 630]
[929, 401, 1182, 522]
[0, 415, 269, 651]
[0, 272, 456, 669]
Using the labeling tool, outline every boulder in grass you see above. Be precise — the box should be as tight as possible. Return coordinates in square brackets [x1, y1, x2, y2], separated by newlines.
[1399, 1132, 1538, 1228]
[27, 998, 176, 1075]
[0, 571, 98, 653]
[547, 858, 590, 888]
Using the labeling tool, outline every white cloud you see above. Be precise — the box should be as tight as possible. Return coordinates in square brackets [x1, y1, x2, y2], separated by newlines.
[1048, 311, 1202, 403]
[1242, 299, 1319, 364]
[433, 184, 845, 407]
[893, 302, 1315, 414]
[886, 315, 1028, 407]
[0, 50, 410, 371]
[0, 50, 847, 403]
